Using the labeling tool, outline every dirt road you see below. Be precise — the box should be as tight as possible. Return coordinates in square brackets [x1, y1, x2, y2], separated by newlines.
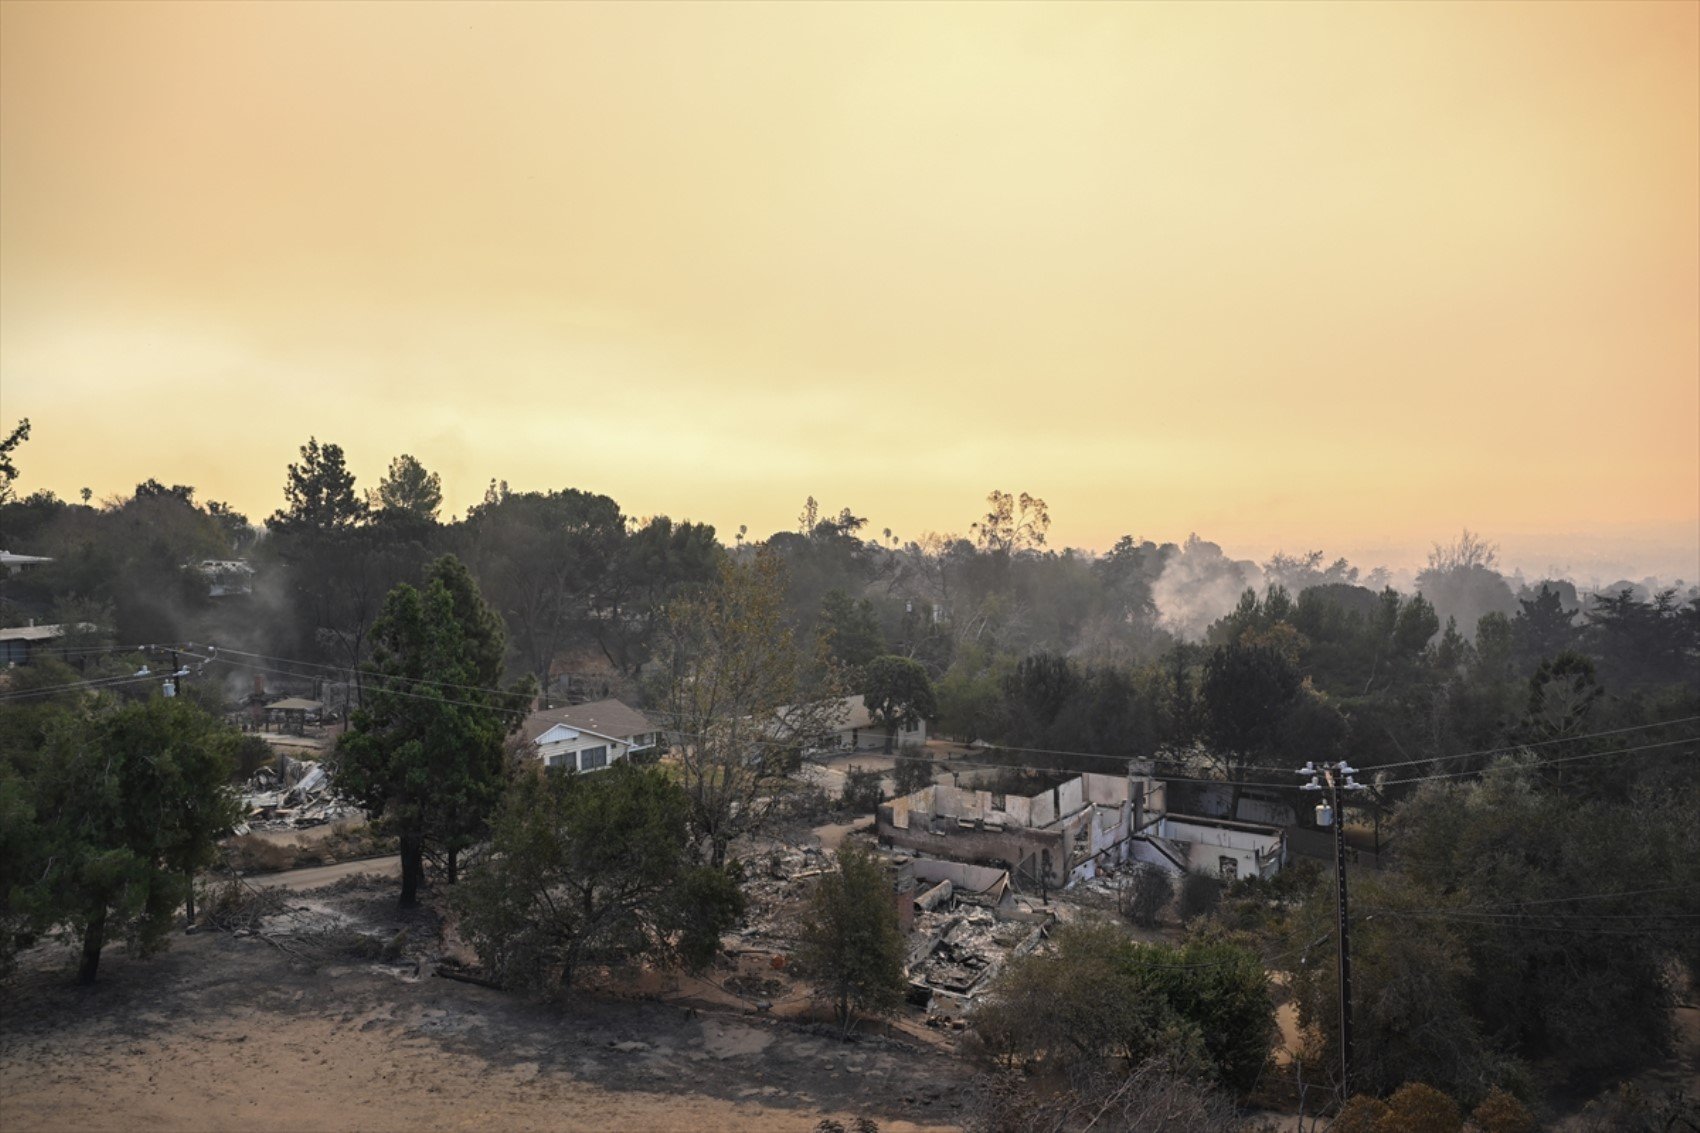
[248, 855, 401, 891]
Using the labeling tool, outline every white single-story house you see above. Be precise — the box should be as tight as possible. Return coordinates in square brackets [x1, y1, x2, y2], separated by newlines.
[0, 622, 68, 666]
[816, 693, 928, 753]
[522, 698, 659, 773]
[0, 551, 53, 577]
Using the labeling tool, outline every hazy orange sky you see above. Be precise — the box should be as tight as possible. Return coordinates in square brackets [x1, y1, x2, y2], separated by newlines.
[2, 1, 1696, 580]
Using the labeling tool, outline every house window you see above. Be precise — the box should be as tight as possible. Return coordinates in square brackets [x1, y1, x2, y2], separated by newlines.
[579, 745, 608, 771]
[991, 793, 1006, 812]
[1218, 856, 1238, 882]
[545, 753, 570, 772]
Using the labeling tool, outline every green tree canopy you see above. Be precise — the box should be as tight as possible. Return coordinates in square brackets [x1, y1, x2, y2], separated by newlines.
[1199, 642, 1305, 805]
[795, 841, 906, 1036]
[370, 453, 443, 522]
[974, 921, 1271, 1089]
[1388, 758, 1698, 1079]
[460, 487, 625, 684]
[454, 762, 742, 990]
[335, 555, 523, 906]
[267, 436, 368, 534]
[587, 514, 722, 677]
[862, 654, 937, 752]
[25, 698, 238, 983]
[817, 588, 885, 675]
[0, 417, 29, 504]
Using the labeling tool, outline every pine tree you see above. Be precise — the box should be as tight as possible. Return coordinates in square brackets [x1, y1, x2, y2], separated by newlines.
[336, 555, 523, 906]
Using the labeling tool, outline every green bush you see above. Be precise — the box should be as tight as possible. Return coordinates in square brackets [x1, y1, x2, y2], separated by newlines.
[972, 922, 1273, 1090]
[1177, 871, 1222, 922]
[891, 746, 934, 796]
[840, 765, 885, 813]
[1122, 865, 1173, 928]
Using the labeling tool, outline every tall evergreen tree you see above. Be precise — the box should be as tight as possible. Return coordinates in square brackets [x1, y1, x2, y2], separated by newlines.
[336, 555, 524, 906]
[369, 453, 443, 522]
[267, 437, 367, 534]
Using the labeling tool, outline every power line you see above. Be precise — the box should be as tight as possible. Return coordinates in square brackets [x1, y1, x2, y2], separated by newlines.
[1374, 738, 1695, 786]
[178, 646, 1700, 777]
[187, 645, 1700, 785]
[221, 650, 1700, 792]
[1361, 910, 1699, 937]
[9, 642, 1695, 796]
[0, 672, 164, 702]
[951, 716, 1700, 775]
[1360, 907, 1700, 923]
[1362, 880, 1700, 912]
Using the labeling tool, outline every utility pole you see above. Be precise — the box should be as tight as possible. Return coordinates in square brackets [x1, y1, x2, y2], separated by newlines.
[1298, 760, 1366, 1099]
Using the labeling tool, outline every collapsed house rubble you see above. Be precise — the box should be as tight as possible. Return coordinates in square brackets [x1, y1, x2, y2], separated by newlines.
[889, 855, 1050, 1023]
[235, 755, 354, 834]
[721, 842, 831, 961]
[716, 836, 1053, 1024]
[877, 765, 1286, 892]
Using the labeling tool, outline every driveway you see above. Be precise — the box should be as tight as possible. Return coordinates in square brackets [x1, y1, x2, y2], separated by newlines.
[247, 854, 401, 891]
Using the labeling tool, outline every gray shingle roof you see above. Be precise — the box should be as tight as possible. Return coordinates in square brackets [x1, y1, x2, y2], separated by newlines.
[523, 698, 655, 745]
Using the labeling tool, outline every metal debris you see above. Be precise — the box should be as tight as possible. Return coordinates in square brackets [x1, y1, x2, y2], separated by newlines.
[237, 758, 355, 832]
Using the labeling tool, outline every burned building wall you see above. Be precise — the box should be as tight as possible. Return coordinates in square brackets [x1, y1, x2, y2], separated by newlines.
[877, 816, 1075, 890]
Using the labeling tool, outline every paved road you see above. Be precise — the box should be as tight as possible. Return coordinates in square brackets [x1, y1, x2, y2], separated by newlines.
[248, 855, 400, 891]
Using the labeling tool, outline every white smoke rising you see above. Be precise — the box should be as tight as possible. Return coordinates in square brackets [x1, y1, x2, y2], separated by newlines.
[1151, 535, 1263, 642]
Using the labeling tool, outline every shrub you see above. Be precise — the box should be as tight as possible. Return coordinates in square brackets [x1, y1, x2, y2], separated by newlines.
[777, 783, 835, 823]
[840, 766, 885, 814]
[1177, 871, 1222, 922]
[1569, 1084, 1700, 1133]
[891, 745, 934, 796]
[1380, 1082, 1462, 1133]
[232, 735, 277, 781]
[225, 835, 297, 873]
[1330, 1095, 1390, 1133]
[1470, 1087, 1535, 1133]
[972, 922, 1273, 1090]
[1121, 865, 1173, 928]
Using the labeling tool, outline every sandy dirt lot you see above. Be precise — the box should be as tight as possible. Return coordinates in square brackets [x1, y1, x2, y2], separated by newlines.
[1, 881, 966, 1133]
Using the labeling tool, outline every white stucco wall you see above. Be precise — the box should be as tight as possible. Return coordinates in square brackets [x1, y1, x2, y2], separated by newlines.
[536, 725, 631, 773]
[1161, 816, 1284, 880]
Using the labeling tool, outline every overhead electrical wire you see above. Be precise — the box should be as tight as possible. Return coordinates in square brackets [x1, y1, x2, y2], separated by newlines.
[186, 651, 1697, 796]
[12, 643, 1695, 962]
[176, 646, 1700, 771]
[6, 642, 1695, 794]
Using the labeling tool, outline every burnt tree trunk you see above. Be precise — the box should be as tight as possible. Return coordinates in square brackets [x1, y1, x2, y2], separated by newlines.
[78, 909, 107, 985]
[399, 834, 424, 908]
